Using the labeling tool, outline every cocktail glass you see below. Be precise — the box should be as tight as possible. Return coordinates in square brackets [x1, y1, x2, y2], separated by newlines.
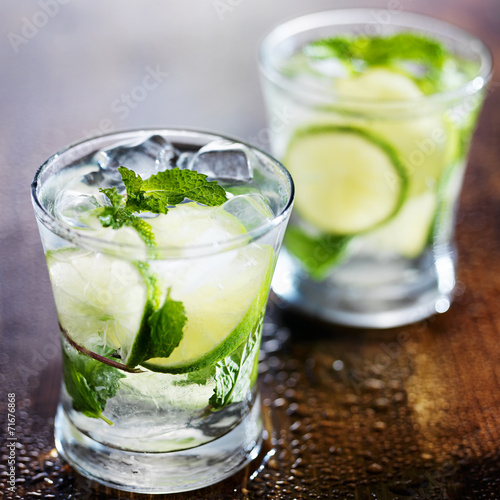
[259, 9, 492, 328]
[31, 129, 293, 493]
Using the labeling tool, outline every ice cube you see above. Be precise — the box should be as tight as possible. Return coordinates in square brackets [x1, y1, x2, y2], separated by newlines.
[214, 193, 274, 232]
[54, 190, 100, 228]
[91, 134, 179, 181]
[188, 140, 256, 181]
[176, 151, 195, 170]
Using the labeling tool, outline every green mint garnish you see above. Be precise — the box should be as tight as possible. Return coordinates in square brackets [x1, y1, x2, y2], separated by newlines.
[146, 289, 187, 360]
[119, 166, 228, 214]
[210, 319, 262, 410]
[96, 187, 156, 246]
[94, 166, 228, 246]
[284, 226, 352, 280]
[305, 33, 449, 94]
[63, 346, 125, 425]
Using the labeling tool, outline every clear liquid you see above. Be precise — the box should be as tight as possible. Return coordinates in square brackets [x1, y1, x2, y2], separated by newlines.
[60, 334, 259, 452]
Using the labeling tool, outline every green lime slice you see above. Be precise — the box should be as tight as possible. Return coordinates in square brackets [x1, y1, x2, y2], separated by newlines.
[364, 192, 438, 258]
[47, 247, 156, 364]
[285, 125, 408, 235]
[146, 202, 247, 249]
[142, 243, 273, 374]
[336, 67, 424, 101]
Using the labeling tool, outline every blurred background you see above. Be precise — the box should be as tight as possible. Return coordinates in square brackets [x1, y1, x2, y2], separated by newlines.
[0, 0, 498, 496]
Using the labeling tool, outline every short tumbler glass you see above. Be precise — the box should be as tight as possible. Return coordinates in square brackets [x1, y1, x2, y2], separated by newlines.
[259, 9, 492, 328]
[31, 129, 293, 493]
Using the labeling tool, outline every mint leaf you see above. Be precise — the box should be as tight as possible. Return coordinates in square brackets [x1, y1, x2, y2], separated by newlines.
[95, 187, 156, 246]
[210, 320, 262, 410]
[94, 167, 228, 245]
[62, 346, 125, 425]
[305, 33, 449, 94]
[285, 226, 351, 280]
[119, 166, 228, 214]
[146, 288, 187, 359]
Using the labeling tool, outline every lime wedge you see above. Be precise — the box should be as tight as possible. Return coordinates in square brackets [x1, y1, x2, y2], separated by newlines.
[47, 248, 155, 363]
[139, 202, 274, 373]
[142, 243, 273, 374]
[285, 125, 408, 235]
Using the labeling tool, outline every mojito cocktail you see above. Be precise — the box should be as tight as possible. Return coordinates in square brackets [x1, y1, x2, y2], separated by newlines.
[31, 129, 293, 493]
[260, 10, 491, 328]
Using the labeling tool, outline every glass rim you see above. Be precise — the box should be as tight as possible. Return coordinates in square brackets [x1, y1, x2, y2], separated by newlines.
[259, 8, 493, 109]
[31, 127, 295, 259]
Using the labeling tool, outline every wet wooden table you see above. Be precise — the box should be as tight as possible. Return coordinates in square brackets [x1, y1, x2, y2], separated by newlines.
[1, 0, 499, 498]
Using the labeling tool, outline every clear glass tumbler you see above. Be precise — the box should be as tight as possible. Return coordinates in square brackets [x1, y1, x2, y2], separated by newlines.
[31, 129, 293, 493]
[259, 9, 492, 328]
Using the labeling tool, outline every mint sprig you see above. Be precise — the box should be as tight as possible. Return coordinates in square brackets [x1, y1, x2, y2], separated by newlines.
[63, 345, 125, 425]
[209, 327, 260, 410]
[120, 166, 228, 214]
[305, 33, 450, 94]
[94, 167, 228, 245]
[96, 187, 156, 246]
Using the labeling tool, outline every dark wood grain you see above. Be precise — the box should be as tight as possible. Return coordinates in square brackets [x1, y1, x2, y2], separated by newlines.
[1, 1, 499, 498]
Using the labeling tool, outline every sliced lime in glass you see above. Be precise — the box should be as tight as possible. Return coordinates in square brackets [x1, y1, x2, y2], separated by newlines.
[46, 247, 156, 365]
[336, 67, 424, 101]
[364, 191, 438, 258]
[142, 243, 273, 374]
[285, 125, 408, 235]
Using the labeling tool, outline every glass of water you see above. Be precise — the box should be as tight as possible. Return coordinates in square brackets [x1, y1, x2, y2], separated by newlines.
[31, 129, 293, 493]
[259, 9, 492, 328]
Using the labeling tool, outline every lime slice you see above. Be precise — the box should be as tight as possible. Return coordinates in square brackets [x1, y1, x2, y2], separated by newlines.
[364, 192, 438, 258]
[336, 67, 424, 101]
[147, 202, 246, 249]
[285, 125, 408, 235]
[47, 247, 155, 363]
[142, 243, 273, 373]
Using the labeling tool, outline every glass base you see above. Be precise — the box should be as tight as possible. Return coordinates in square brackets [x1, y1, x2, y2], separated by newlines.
[272, 248, 456, 329]
[54, 396, 263, 494]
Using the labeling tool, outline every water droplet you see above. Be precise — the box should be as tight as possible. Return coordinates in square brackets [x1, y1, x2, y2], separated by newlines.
[367, 463, 384, 473]
[332, 360, 344, 371]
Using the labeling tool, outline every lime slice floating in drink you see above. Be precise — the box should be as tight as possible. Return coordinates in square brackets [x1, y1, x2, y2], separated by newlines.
[46, 247, 156, 363]
[336, 67, 424, 101]
[142, 204, 273, 373]
[284, 125, 408, 235]
[141, 249, 272, 374]
[363, 191, 438, 258]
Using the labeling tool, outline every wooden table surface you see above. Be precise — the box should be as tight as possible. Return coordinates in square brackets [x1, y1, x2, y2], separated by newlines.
[1, 1, 499, 498]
